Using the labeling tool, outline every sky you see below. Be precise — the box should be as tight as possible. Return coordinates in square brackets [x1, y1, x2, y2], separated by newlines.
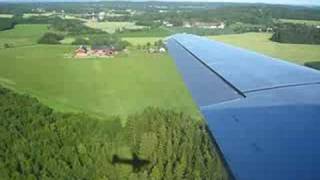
[0, 0, 319, 6]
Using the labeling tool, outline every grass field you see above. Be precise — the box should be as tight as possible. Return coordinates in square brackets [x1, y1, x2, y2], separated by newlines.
[0, 44, 198, 119]
[23, 13, 54, 18]
[277, 19, 320, 26]
[0, 24, 48, 48]
[123, 37, 163, 46]
[209, 33, 320, 64]
[0, 14, 13, 18]
[117, 27, 172, 37]
[85, 21, 146, 33]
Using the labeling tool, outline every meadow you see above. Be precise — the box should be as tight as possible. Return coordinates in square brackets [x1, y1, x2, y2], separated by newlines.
[84, 21, 146, 33]
[117, 27, 171, 37]
[209, 33, 320, 65]
[123, 37, 163, 46]
[277, 19, 320, 26]
[0, 24, 198, 119]
[0, 14, 13, 18]
[0, 24, 48, 48]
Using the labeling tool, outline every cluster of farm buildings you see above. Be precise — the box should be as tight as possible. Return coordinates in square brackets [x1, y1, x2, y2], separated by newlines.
[74, 45, 117, 58]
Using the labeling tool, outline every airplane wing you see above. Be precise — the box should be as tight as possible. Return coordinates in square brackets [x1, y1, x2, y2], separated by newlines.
[165, 34, 320, 180]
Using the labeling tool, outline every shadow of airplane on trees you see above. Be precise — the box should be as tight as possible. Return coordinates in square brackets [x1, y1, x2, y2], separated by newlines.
[112, 153, 150, 173]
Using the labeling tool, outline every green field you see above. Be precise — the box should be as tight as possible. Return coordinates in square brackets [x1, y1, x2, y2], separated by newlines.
[0, 26, 198, 119]
[123, 37, 163, 46]
[0, 14, 13, 18]
[209, 33, 320, 64]
[22, 13, 54, 18]
[0, 24, 48, 48]
[117, 27, 172, 37]
[85, 21, 146, 33]
[277, 18, 320, 26]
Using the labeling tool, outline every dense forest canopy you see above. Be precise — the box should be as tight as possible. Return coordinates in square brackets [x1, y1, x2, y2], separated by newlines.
[0, 86, 227, 179]
[37, 32, 64, 44]
[271, 23, 320, 44]
[0, 18, 15, 31]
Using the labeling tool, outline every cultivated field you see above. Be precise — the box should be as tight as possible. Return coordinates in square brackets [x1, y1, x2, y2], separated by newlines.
[85, 21, 146, 33]
[0, 14, 13, 18]
[23, 13, 54, 18]
[0, 24, 48, 48]
[0, 24, 198, 120]
[117, 27, 171, 37]
[209, 33, 320, 65]
[123, 37, 163, 46]
[277, 19, 320, 26]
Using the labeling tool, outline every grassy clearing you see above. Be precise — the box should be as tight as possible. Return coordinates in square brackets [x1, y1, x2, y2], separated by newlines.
[60, 37, 75, 44]
[0, 45, 198, 119]
[117, 27, 172, 37]
[209, 32, 320, 65]
[84, 21, 146, 33]
[277, 19, 320, 26]
[0, 14, 13, 18]
[0, 24, 48, 48]
[123, 37, 163, 46]
[23, 13, 54, 18]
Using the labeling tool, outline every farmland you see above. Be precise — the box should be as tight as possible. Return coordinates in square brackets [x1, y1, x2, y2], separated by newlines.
[209, 33, 320, 65]
[0, 24, 198, 119]
[84, 21, 146, 33]
[277, 18, 320, 26]
[123, 37, 163, 46]
[0, 24, 48, 48]
[0, 14, 13, 18]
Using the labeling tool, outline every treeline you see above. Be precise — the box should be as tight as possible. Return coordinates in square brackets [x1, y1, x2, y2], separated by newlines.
[271, 23, 320, 44]
[72, 36, 130, 51]
[0, 18, 15, 31]
[0, 86, 227, 179]
[38, 32, 64, 44]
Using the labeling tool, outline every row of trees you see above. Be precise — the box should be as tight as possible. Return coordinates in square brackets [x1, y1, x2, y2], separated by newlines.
[38, 32, 64, 44]
[72, 36, 130, 51]
[0, 86, 227, 179]
[0, 18, 15, 31]
[271, 23, 320, 44]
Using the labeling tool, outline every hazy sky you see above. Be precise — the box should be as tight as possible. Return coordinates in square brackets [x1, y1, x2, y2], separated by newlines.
[0, 0, 319, 6]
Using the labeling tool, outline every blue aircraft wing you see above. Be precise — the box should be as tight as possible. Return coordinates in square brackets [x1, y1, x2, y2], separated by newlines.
[166, 34, 320, 180]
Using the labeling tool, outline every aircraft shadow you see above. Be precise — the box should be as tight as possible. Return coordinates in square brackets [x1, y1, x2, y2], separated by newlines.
[112, 153, 150, 173]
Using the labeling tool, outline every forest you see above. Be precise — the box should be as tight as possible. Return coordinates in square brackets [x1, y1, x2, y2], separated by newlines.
[0, 86, 227, 179]
[0, 18, 15, 31]
[271, 23, 320, 44]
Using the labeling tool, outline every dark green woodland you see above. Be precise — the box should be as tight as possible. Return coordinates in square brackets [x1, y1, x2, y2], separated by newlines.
[0, 86, 227, 179]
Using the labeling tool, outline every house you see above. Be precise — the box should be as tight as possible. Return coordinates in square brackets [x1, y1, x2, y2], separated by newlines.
[91, 45, 116, 57]
[74, 46, 88, 58]
[74, 45, 116, 59]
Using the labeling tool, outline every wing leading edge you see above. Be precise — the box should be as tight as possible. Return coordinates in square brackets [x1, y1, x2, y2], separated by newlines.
[166, 34, 320, 180]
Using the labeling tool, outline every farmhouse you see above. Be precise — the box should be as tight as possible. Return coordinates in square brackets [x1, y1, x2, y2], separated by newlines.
[74, 45, 88, 58]
[74, 45, 116, 58]
[92, 45, 116, 56]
